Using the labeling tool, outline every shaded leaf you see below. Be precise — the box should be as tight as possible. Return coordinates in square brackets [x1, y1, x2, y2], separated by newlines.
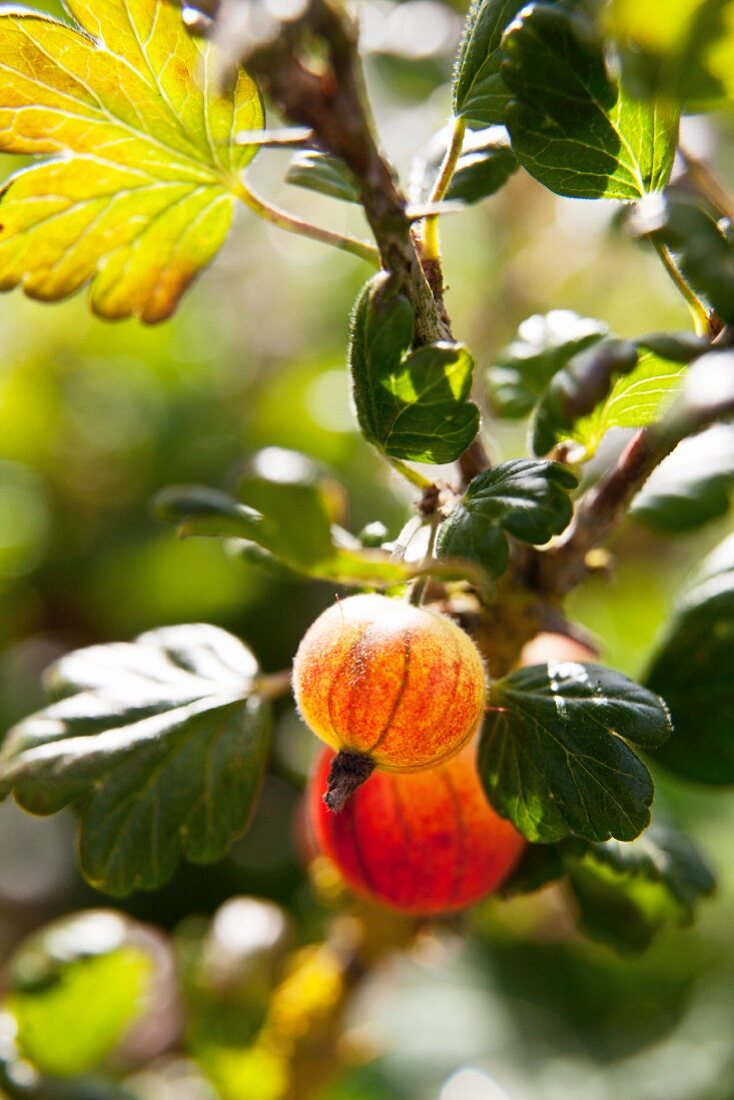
[349, 274, 479, 464]
[7, 913, 152, 1076]
[436, 459, 578, 577]
[411, 126, 518, 206]
[479, 661, 672, 843]
[502, 4, 679, 200]
[0, 625, 271, 895]
[487, 310, 609, 419]
[646, 534, 734, 784]
[563, 823, 716, 952]
[453, 0, 530, 126]
[0, 2, 262, 321]
[501, 842, 566, 895]
[446, 128, 519, 204]
[632, 423, 734, 531]
[286, 149, 360, 203]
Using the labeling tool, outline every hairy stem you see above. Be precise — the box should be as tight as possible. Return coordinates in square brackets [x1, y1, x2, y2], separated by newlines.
[421, 115, 466, 263]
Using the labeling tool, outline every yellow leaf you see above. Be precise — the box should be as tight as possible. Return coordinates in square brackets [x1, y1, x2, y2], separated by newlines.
[0, 1, 263, 321]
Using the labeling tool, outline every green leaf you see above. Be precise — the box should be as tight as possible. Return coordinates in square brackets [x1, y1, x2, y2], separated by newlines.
[479, 661, 672, 843]
[412, 127, 518, 206]
[7, 913, 153, 1076]
[0, 625, 271, 895]
[531, 338, 639, 455]
[531, 337, 701, 458]
[436, 459, 578, 577]
[501, 842, 566, 895]
[632, 193, 734, 323]
[487, 310, 609, 419]
[453, 0, 530, 126]
[645, 534, 734, 784]
[502, 4, 679, 199]
[0, 2, 263, 321]
[446, 127, 519, 204]
[632, 423, 734, 531]
[349, 274, 479, 464]
[155, 485, 415, 588]
[286, 149, 360, 203]
[562, 824, 716, 952]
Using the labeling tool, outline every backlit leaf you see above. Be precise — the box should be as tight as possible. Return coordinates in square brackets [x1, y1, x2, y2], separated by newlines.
[0, 1, 263, 321]
[0, 625, 271, 895]
[502, 4, 679, 200]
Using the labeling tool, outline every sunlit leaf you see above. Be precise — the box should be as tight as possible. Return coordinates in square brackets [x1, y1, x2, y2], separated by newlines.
[0, 625, 271, 895]
[0, 1, 262, 321]
[349, 274, 479, 464]
[412, 126, 518, 206]
[502, 4, 679, 199]
[479, 661, 672, 843]
[436, 460, 577, 577]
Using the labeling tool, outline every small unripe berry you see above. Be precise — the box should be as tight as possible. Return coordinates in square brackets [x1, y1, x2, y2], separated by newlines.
[309, 744, 525, 915]
[293, 594, 487, 809]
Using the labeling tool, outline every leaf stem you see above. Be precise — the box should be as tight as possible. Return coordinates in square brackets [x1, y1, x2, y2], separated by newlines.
[236, 177, 380, 266]
[388, 457, 434, 490]
[421, 116, 467, 263]
[651, 238, 710, 336]
[256, 668, 293, 700]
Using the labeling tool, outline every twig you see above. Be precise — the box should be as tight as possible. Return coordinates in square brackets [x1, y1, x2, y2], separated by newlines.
[241, 0, 449, 345]
[536, 383, 734, 595]
[679, 146, 734, 224]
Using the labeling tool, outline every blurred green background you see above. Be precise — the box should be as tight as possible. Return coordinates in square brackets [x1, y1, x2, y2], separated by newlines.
[0, 2, 732, 1098]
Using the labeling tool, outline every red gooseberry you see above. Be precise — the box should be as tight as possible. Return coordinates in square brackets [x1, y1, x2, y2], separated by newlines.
[308, 743, 526, 916]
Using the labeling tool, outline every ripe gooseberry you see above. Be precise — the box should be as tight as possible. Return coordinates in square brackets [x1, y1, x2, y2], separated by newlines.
[293, 594, 487, 811]
[308, 743, 526, 915]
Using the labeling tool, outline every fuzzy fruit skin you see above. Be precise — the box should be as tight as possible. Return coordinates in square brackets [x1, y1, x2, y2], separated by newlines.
[309, 744, 526, 915]
[293, 594, 487, 772]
